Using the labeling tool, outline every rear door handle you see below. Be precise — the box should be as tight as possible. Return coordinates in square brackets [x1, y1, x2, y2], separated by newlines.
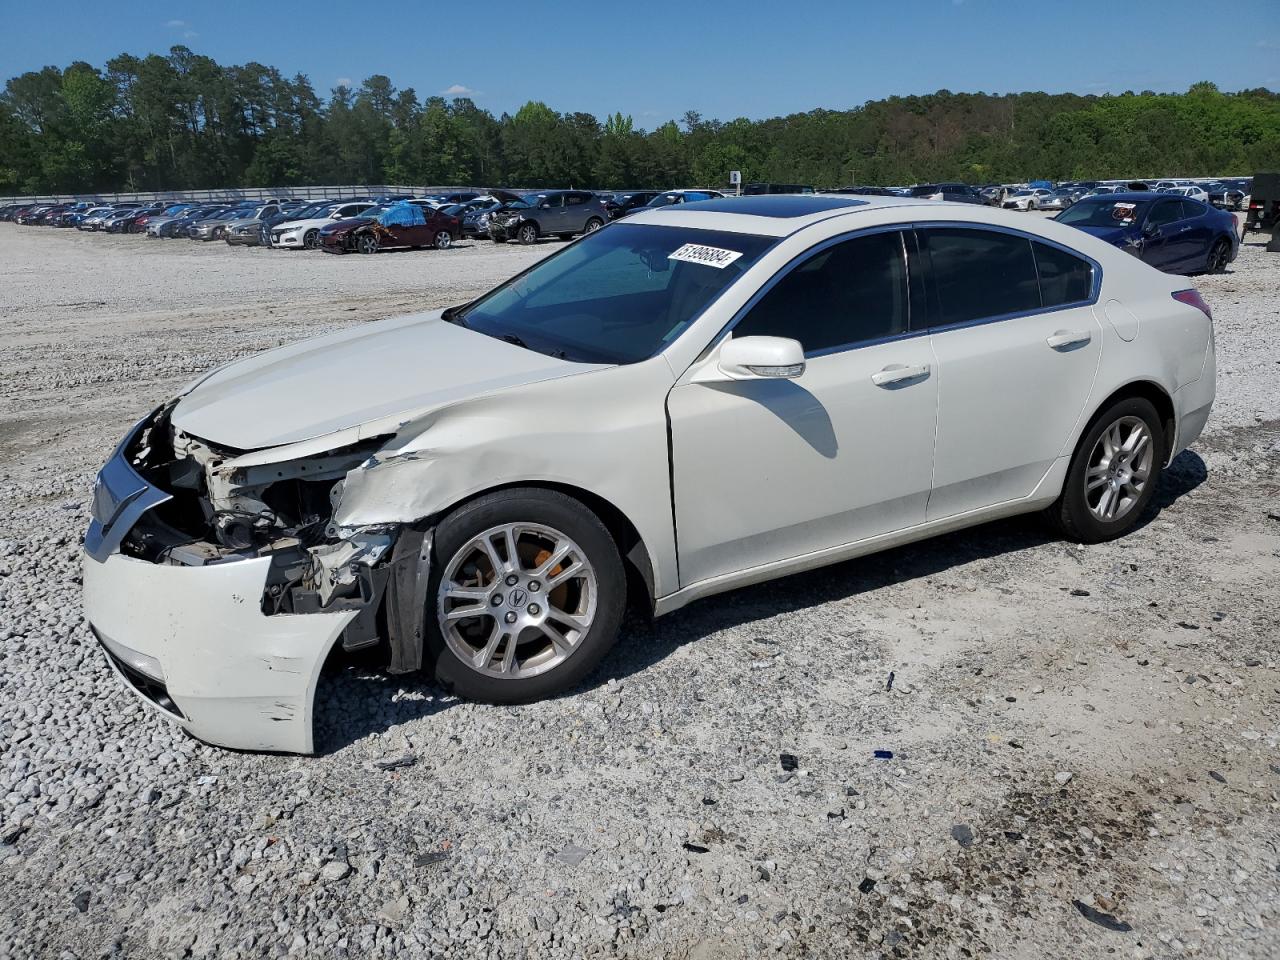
[871, 363, 931, 387]
[1046, 330, 1092, 350]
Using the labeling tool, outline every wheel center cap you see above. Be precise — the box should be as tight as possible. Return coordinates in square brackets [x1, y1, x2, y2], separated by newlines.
[508, 588, 528, 608]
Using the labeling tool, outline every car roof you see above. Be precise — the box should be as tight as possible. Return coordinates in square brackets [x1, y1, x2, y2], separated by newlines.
[627, 194, 939, 236]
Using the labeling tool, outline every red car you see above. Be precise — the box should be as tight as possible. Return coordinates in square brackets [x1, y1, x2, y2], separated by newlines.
[318, 202, 462, 254]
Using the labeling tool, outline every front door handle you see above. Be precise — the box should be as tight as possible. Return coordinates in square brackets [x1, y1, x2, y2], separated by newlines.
[1046, 330, 1092, 350]
[871, 363, 931, 387]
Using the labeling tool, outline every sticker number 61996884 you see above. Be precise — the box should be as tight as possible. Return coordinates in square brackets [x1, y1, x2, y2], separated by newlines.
[667, 243, 744, 269]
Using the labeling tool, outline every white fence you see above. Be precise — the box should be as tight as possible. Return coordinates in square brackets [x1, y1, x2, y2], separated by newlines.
[0, 185, 500, 205]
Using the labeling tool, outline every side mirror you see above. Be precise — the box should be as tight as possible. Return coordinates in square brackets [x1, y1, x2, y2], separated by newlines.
[1142, 222, 1160, 238]
[539, 202, 552, 209]
[695, 336, 806, 383]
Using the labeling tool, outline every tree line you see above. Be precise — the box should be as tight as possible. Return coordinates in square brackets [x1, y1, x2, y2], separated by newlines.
[2, 47, 1277, 196]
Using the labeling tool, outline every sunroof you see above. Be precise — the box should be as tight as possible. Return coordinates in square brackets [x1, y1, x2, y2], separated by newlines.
[678, 195, 870, 218]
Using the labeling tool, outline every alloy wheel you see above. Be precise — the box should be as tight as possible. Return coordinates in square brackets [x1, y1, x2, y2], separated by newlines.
[303, 230, 319, 250]
[357, 234, 378, 254]
[1208, 240, 1229, 273]
[1084, 416, 1154, 523]
[436, 522, 597, 679]
[518, 224, 538, 244]
[434, 231, 452, 250]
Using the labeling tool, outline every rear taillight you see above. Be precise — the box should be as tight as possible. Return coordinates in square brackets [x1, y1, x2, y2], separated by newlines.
[1172, 288, 1212, 322]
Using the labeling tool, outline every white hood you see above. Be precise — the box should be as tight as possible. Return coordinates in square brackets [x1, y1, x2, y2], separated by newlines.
[171, 311, 604, 449]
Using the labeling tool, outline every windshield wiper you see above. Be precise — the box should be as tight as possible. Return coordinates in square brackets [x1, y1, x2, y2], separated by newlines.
[441, 302, 470, 326]
[497, 332, 574, 362]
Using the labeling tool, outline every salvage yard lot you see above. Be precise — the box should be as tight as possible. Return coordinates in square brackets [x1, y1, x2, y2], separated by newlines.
[1, 223, 1278, 959]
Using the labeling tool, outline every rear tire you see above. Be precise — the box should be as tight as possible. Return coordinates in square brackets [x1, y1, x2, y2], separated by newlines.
[434, 230, 453, 250]
[425, 488, 626, 704]
[584, 217, 604, 234]
[1205, 238, 1230, 274]
[1045, 396, 1166, 544]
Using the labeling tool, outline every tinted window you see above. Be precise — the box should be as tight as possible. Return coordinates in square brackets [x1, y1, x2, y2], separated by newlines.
[922, 228, 1040, 326]
[1033, 242, 1093, 307]
[1147, 199, 1184, 227]
[732, 231, 909, 353]
[1178, 198, 1204, 220]
[566, 194, 587, 206]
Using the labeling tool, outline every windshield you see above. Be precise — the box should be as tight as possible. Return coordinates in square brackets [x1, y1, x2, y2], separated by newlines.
[506, 194, 546, 210]
[455, 223, 776, 364]
[1056, 197, 1152, 227]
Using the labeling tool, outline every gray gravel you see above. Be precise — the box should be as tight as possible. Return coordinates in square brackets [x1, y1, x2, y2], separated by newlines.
[1, 224, 1277, 959]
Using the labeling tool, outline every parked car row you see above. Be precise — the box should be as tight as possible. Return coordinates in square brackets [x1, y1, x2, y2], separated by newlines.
[1, 178, 1248, 273]
[0, 187, 734, 251]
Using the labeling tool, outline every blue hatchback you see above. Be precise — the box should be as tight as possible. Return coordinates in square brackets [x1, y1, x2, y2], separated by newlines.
[1054, 191, 1238, 274]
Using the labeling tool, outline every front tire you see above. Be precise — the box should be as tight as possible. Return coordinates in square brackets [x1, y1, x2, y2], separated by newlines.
[1045, 396, 1166, 543]
[356, 233, 378, 255]
[516, 223, 538, 245]
[303, 229, 320, 250]
[426, 488, 626, 703]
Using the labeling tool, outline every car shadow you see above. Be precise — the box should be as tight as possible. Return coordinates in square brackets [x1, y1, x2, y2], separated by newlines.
[313, 449, 1208, 753]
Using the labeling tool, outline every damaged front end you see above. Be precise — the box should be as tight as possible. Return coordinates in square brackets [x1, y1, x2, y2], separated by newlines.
[115, 403, 432, 668]
[80, 403, 437, 752]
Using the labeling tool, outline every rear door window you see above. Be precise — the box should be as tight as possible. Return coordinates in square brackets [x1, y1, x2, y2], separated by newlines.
[920, 227, 1041, 326]
[1147, 199, 1184, 228]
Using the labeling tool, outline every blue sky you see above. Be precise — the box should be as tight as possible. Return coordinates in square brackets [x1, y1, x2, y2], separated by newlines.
[6, 0, 1278, 126]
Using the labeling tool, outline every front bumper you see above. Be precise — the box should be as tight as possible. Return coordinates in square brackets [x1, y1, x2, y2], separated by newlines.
[81, 416, 358, 753]
[487, 219, 518, 240]
[272, 231, 304, 247]
[84, 551, 354, 753]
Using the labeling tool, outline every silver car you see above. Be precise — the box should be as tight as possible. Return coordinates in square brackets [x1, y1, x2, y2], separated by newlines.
[222, 204, 283, 246]
[1039, 189, 1076, 211]
[187, 208, 255, 241]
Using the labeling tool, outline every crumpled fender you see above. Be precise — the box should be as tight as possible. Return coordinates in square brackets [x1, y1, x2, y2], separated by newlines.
[333, 358, 679, 599]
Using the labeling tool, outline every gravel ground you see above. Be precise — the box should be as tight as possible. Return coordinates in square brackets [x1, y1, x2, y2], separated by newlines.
[1, 223, 1277, 960]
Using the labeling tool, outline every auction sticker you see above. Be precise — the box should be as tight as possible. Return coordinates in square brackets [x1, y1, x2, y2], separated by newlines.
[1112, 202, 1137, 223]
[668, 243, 744, 269]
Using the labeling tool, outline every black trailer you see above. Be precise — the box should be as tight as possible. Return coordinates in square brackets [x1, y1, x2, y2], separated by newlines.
[1244, 172, 1280, 251]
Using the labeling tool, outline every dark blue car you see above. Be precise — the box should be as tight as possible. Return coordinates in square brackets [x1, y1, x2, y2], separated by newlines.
[1054, 192, 1238, 274]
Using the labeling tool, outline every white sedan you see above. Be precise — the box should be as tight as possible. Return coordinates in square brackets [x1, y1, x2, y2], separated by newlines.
[269, 200, 376, 249]
[83, 195, 1217, 752]
[1002, 188, 1055, 210]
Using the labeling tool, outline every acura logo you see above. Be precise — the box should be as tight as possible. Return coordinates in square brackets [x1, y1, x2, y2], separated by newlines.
[509, 589, 527, 607]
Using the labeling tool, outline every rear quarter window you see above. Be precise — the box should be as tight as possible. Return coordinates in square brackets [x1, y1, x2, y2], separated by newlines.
[1033, 242, 1093, 307]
